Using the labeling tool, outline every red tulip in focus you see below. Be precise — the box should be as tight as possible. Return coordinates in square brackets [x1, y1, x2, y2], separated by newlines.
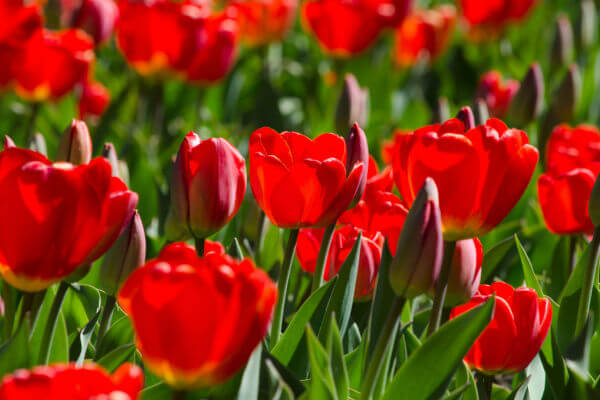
[538, 125, 600, 235]
[450, 282, 552, 374]
[394, 5, 456, 67]
[393, 118, 538, 241]
[67, 0, 119, 45]
[13, 29, 94, 102]
[444, 238, 482, 306]
[0, 363, 143, 400]
[227, 0, 297, 46]
[249, 127, 366, 229]
[475, 71, 519, 118]
[301, 0, 386, 57]
[167, 132, 246, 240]
[78, 80, 110, 120]
[0, 148, 138, 291]
[118, 242, 277, 389]
[460, 0, 538, 36]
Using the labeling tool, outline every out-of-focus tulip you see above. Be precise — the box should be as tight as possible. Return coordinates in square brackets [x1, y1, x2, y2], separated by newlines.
[551, 15, 574, 72]
[227, 0, 297, 46]
[335, 74, 369, 136]
[0, 148, 138, 291]
[394, 5, 456, 67]
[56, 119, 92, 165]
[78, 80, 110, 120]
[0, 362, 143, 400]
[167, 132, 246, 240]
[450, 282, 552, 374]
[473, 99, 490, 126]
[301, 0, 385, 57]
[589, 170, 600, 227]
[102, 142, 120, 177]
[577, 0, 597, 49]
[249, 127, 366, 229]
[28, 133, 47, 156]
[475, 71, 519, 118]
[13, 29, 94, 102]
[68, 0, 119, 45]
[443, 238, 482, 306]
[456, 106, 475, 130]
[460, 0, 538, 36]
[538, 124, 600, 235]
[551, 64, 581, 122]
[99, 211, 146, 296]
[3, 136, 14, 150]
[389, 178, 443, 298]
[366, 0, 413, 28]
[345, 123, 369, 208]
[118, 242, 277, 389]
[393, 118, 538, 241]
[507, 63, 544, 127]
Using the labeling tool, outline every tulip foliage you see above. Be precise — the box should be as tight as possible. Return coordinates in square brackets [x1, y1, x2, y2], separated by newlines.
[1, 0, 600, 400]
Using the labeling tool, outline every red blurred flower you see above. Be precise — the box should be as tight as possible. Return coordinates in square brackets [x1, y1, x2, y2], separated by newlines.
[450, 282, 552, 374]
[0, 148, 138, 291]
[118, 242, 277, 389]
[475, 70, 519, 118]
[365, 0, 413, 28]
[393, 118, 538, 241]
[167, 132, 246, 240]
[394, 5, 456, 67]
[227, 0, 297, 46]
[301, 0, 386, 57]
[13, 28, 94, 102]
[78, 80, 110, 120]
[460, 0, 538, 35]
[0, 363, 143, 400]
[444, 238, 482, 306]
[67, 0, 119, 45]
[538, 125, 600, 235]
[249, 127, 365, 229]
[380, 129, 408, 165]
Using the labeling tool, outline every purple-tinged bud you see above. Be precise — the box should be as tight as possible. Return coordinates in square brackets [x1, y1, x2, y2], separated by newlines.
[335, 74, 369, 135]
[28, 133, 47, 156]
[508, 63, 545, 127]
[589, 173, 600, 227]
[389, 177, 443, 298]
[432, 97, 450, 124]
[70, 0, 119, 45]
[345, 123, 369, 208]
[473, 99, 489, 126]
[442, 238, 482, 306]
[551, 15, 574, 73]
[4, 136, 15, 149]
[551, 64, 581, 122]
[99, 211, 146, 295]
[56, 119, 92, 165]
[577, 0, 597, 49]
[102, 142, 120, 177]
[456, 106, 475, 130]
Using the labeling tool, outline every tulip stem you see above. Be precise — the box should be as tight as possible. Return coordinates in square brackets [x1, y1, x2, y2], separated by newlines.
[360, 296, 406, 400]
[38, 282, 69, 365]
[427, 240, 456, 337]
[311, 223, 336, 292]
[195, 237, 205, 257]
[476, 373, 494, 400]
[2, 281, 15, 338]
[576, 227, 600, 336]
[95, 295, 116, 360]
[270, 228, 299, 348]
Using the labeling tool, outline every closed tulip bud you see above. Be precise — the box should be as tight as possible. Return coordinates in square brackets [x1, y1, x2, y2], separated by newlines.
[346, 123, 369, 208]
[56, 119, 92, 165]
[335, 74, 369, 135]
[508, 63, 544, 127]
[473, 99, 490, 126]
[389, 177, 443, 298]
[551, 64, 581, 122]
[577, 0, 597, 49]
[456, 106, 475, 130]
[551, 15, 574, 73]
[432, 97, 450, 124]
[102, 142, 120, 177]
[100, 211, 146, 295]
[443, 238, 483, 306]
[3, 136, 15, 149]
[28, 133, 47, 156]
[589, 172, 600, 227]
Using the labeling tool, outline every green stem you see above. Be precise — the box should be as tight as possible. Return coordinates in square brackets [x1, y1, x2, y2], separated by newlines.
[195, 237, 206, 257]
[360, 297, 406, 400]
[255, 211, 268, 265]
[476, 373, 494, 400]
[311, 223, 336, 292]
[427, 240, 456, 337]
[2, 281, 15, 338]
[95, 295, 116, 360]
[576, 227, 600, 335]
[270, 228, 299, 348]
[38, 282, 69, 365]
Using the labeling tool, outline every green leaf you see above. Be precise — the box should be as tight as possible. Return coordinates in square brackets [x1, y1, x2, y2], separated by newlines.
[141, 383, 172, 400]
[481, 236, 514, 283]
[327, 318, 349, 400]
[514, 234, 544, 296]
[76, 309, 101, 365]
[264, 350, 306, 397]
[237, 344, 262, 400]
[0, 318, 30, 376]
[382, 296, 495, 400]
[30, 288, 69, 364]
[96, 315, 134, 357]
[271, 278, 335, 365]
[260, 223, 283, 271]
[506, 376, 530, 400]
[96, 343, 136, 373]
[306, 326, 337, 400]
[524, 355, 545, 400]
[229, 237, 245, 260]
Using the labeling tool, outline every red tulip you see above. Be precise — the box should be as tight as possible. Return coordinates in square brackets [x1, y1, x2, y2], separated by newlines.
[13, 28, 94, 102]
[249, 127, 366, 229]
[393, 118, 538, 241]
[443, 238, 482, 306]
[78, 80, 110, 120]
[118, 242, 277, 389]
[0, 363, 143, 400]
[227, 0, 297, 46]
[0, 148, 138, 291]
[394, 5, 456, 67]
[167, 132, 246, 240]
[365, 0, 413, 28]
[301, 0, 386, 57]
[68, 0, 119, 45]
[460, 0, 538, 35]
[545, 124, 600, 176]
[450, 282, 552, 374]
[475, 71, 519, 118]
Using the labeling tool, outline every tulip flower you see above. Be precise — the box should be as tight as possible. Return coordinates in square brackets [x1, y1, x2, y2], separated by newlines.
[450, 282, 552, 374]
[118, 242, 277, 389]
[475, 71, 519, 118]
[442, 238, 482, 306]
[56, 119, 92, 165]
[550, 15, 574, 71]
[227, 0, 297, 46]
[0, 363, 143, 400]
[335, 74, 369, 136]
[394, 5, 456, 67]
[167, 132, 246, 240]
[67, 0, 119, 45]
[249, 127, 366, 229]
[0, 148, 138, 292]
[78, 80, 110, 120]
[393, 118, 538, 241]
[366, 0, 413, 28]
[460, 0, 538, 36]
[507, 63, 544, 127]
